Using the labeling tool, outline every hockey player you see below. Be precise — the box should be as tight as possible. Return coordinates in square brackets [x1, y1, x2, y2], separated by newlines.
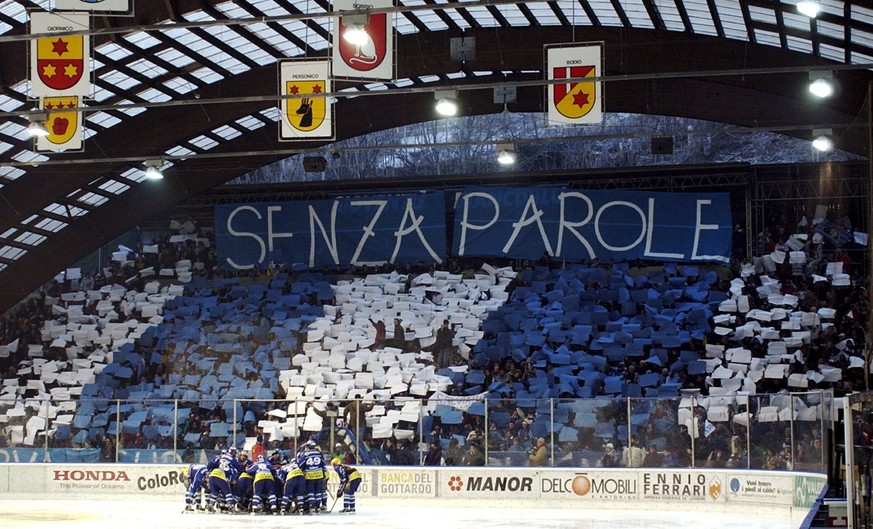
[182, 463, 209, 511]
[206, 448, 241, 512]
[269, 448, 283, 468]
[278, 458, 305, 514]
[296, 440, 327, 514]
[331, 457, 362, 514]
[250, 455, 279, 514]
[267, 449, 285, 494]
[233, 456, 255, 512]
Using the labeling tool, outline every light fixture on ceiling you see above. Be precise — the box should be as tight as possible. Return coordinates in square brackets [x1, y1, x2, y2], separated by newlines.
[496, 142, 516, 165]
[811, 129, 833, 152]
[341, 11, 370, 46]
[808, 71, 833, 98]
[434, 90, 459, 117]
[797, 0, 820, 18]
[26, 111, 50, 137]
[144, 159, 164, 180]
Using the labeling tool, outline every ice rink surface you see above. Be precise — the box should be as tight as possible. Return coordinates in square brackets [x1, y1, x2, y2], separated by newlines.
[0, 500, 810, 529]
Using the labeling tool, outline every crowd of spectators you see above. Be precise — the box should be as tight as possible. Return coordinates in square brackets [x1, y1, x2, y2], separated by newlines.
[0, 202, 865, 472]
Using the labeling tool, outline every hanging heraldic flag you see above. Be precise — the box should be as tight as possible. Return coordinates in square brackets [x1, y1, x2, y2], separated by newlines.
[279, 60, 334, 141]
[30, 12, 90, 98]
[332, 0, 394, 80]
[55, 0, 132, 12]
[36, 96, 83, 153]
[547, 43, 603, 125]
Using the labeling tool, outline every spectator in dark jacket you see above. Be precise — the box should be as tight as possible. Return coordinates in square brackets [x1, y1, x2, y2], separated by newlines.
[392, 439, 415, 465]
[424, 440, 443, 466]
[464, 441, 485, 466]
[643, 445, 663, 467]
[444, 438, 463, 465]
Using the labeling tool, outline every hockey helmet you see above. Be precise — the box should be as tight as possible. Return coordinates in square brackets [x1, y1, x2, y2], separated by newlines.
[331, 457, 341, 467]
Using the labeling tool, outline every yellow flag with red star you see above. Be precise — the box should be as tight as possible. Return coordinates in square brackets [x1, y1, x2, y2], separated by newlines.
[547, 44, 603, 125]
[36, 97, 83, 153]
[30, 12, 91, 97]
[279, 60, 333, 141]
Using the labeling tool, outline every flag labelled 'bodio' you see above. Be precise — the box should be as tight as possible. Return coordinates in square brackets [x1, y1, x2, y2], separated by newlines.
[546, 44, 603, 125]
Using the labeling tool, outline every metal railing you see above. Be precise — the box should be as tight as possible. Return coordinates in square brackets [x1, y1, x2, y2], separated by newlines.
[0, 390, 831, 474]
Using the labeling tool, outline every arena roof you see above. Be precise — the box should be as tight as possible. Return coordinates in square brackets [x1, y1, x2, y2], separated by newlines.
[0, 0, 870, 310]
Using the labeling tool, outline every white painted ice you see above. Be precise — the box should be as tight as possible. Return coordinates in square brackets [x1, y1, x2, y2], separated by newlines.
[0, 500, 810, 529]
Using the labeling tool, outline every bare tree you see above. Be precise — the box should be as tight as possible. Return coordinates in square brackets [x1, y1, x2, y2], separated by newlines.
[228, 113, 857, 186]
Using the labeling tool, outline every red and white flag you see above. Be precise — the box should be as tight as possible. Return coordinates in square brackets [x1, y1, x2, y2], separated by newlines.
[547, 44, 603, 125]
[30, 12, 91, 98]
[332, 0, 394, 80]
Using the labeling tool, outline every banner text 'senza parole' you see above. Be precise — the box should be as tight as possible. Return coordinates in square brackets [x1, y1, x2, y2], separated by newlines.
[215, 187, 732, 269]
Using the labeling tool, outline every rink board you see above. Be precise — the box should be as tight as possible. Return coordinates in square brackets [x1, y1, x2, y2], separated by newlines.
[0, 464, 825, 516]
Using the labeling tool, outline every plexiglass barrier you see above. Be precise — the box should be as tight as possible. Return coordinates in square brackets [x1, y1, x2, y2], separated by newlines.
[846, 391, 873, 528]
[0, 390, 830, 473]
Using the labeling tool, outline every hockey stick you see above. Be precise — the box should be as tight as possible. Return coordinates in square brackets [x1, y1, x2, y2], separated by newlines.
[326, 483, 346, 513]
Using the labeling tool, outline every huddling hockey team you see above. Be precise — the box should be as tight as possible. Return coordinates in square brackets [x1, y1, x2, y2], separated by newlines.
[181, 440, 361, 515]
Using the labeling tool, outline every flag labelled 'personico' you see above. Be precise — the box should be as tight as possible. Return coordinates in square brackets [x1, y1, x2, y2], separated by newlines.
[279, 60, 334, 141]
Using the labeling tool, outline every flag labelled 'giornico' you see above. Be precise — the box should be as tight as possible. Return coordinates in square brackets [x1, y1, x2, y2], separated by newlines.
[30, 12, 91, 97]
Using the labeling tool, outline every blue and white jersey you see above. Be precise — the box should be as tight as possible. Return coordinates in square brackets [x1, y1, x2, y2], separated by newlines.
[187, 464, 207, 482]
[187, 464, 208, 490]
[207, 452, 241, 481]
[296, 448, 326, 480]
[250, 460, 276, 483]
[278, 461, 304, 482]
[333, 464, 361, 483]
